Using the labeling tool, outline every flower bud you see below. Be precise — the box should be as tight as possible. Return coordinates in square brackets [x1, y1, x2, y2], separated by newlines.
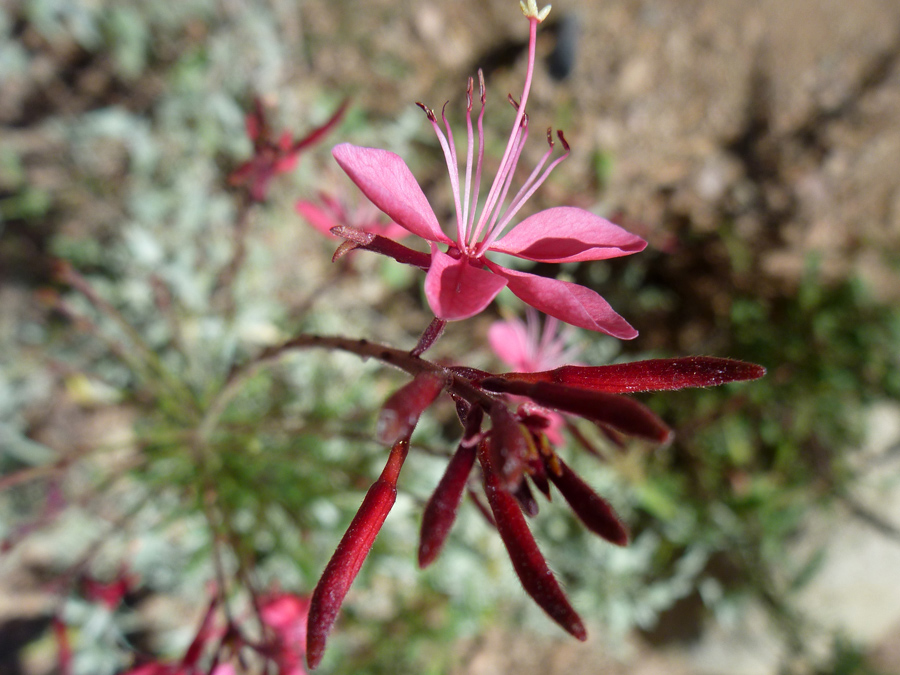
[376, 372, 445, 445]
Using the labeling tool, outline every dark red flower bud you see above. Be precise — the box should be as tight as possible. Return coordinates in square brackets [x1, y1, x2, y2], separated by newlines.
[376, 372, 445, 445]
[497, 357, 766, 393]
[488, 403, 529, 490]
[418, 442, 478, 568]
[481, 379, 672, 444]
[547, 457, 629, 546]
[307, 439, 409, 670]
[410, 317, 447, 356]
[478, 442, 587, 641]
[331, 226, 432, 269]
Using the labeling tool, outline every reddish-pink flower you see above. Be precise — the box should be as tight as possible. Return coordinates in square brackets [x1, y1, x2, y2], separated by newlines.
[331, 14, 645, 337]
[489, 309, 580, 373]
[259, 593, 310, 675]
[230, 98, 347, 202]
[489, 310, 579, 445]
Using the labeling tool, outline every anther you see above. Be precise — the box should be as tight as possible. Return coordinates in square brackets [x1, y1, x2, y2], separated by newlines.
[466, 77, 474, 111]
[556, 129, 569, 152]
[416, 102, 436, 122]
[478, 70, 486, 104]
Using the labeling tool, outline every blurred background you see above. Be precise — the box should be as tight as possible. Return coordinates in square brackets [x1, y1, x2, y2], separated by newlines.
[2, 0, 900, 673]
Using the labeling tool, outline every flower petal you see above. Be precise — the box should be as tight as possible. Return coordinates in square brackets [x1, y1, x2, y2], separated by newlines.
[486, 262, 637, 339]
[487, 320, 531, 371]
[296, 200, 339, 237]
[425, 248, 507, 321]
[491, 207, 646, 263]
[332, 144, 452, 245]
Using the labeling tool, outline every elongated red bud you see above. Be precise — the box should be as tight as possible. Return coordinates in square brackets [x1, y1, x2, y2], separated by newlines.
[547, 457, 629, 546]
[488, 403, 529, 490]
[331, 225, 432, 269]
[418, 443, 478, 568]
[376, 372, 445, 445]
[497, 357, 766, 393]
[307, 439, 409, 670]
[478, 442, 587, 641]
[481, 380, 672, 444]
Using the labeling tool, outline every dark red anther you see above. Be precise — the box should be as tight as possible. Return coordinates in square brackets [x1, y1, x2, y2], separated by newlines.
[416, 102, 437, 122]
[377, 372, 445, 445]
[481, 379, 672, 443]
[418, 442, 478, 568]
[496, 357, 766, 393]
[556, 129, 569, 152]
[488, 403, 529, 490]
[307, 439, 409, 670]
[547, 457, 629, 546]
[478, 442, 587, 641]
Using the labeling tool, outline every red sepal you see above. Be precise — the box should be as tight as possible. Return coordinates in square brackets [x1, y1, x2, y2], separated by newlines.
[478, 441, 587, 641]
[307, 439, 409, 670]
[498, 357, 766, 393]
[547, 457, 629, 546]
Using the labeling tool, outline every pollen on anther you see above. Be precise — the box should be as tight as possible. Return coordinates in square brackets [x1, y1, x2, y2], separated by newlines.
[416, 102, 437, 122]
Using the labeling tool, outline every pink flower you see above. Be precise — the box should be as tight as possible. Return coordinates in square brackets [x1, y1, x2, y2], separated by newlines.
[229, 98, 347, 202]
[489, 310, 580, 445]
[296, 191, 409, 241]
[330, 14, 645, 337]
[259, 593, 311, 675]
[489, 309, 580, 373]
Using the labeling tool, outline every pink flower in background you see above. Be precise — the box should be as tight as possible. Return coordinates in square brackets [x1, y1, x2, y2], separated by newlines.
[296, 191, 409, 241]
[230, 98, 347, 202]
[489, 309, 581, 444]
[489, 309, 580, 373]
[259, 593, 311, 675]
[330, 10, 645, 337]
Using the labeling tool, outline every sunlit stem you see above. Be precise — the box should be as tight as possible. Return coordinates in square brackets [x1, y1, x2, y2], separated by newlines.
[478, 130, 569, 253]
[441, 102, 465, 243]
[472, 17, 539, 246]
[466, 72, 488, 244]
[477, 114, 530, 248]
[418, 103, 465, 244]
[461, 78, 475, 240]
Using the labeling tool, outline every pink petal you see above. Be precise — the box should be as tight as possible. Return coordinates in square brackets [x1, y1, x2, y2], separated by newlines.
[296, 201, 339, 237]
[487, 320, 531, 371]
[332, 144, 452, 245]
[486, 262, 637, 339]
[425, 248, 507, 321]
[490, 207, 646, 263]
